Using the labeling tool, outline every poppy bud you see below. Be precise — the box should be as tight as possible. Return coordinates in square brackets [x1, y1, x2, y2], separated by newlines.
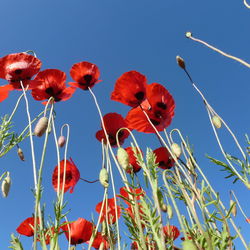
[230, 200, 237, 217]
[17, 148, 25, 161]
[185, 31, 192, 38]
[99, 168, 109, 188]
[182, 240, 197, 250]
[176, 56, 186, 69]
[58, 136, 66, 148]
[212, 116, 222, 129]
[171, 143, 182, 158]
[117, 147, 129, 171]
[167, 204, 173, 219]
[34, 117, 48, 137]
[1, 172, 11, 198]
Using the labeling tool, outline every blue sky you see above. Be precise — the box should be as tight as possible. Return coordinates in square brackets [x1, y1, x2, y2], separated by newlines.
[0, 0, 250, 249]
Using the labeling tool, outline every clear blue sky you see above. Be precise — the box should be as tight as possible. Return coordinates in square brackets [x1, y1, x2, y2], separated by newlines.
[0, 0, 250, 248]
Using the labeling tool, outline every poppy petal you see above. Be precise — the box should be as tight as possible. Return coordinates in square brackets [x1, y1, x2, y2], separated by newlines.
[111, 71, 147, 107]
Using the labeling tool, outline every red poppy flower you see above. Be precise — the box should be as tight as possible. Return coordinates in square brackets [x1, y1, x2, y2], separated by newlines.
[95, 198, 121, 224]
[89, 232, 110, 249]
[163, 225, 180, 241]
[153, 147, 174, 169]
[95, 113, 130, 147]
[69, 61, 100, 90]
[124, 147, 143, 174]
[0, 53, 41, 89]
[246, 218, 250, 223]
[31, 69, 75, 103]
[61, 218, 93, 245]
[111, 71, 147, 107]
[126, 83, 175, 133]
[119, 186, 144, 206]
[16, 217, 37, 237]
[52, 158, 80, 193]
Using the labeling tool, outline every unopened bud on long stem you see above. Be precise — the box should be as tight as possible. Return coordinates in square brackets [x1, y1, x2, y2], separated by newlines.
[99, 168, 109, 188]
[2, 172, 11, 198]
[17, 148, 25, 161]
[176, 55, 186, 69]
[171, 143, 182, 158]
[58, 136, 66, 148]
[117, 147, 129, 171]
[34, 117, 48, 137]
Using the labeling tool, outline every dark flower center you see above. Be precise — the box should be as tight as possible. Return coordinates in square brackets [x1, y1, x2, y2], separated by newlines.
[84, 74, 92, 83]
[134, 91, 145, 101]
[14, 69, 23, 75]
[159, 161, 165, 166]
[45, 87, 62, 102]
[150, 119, 160, 126]
[156, 102, 167, 110]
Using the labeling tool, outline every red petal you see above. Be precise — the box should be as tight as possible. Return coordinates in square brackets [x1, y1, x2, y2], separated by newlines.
[111, 71, 147, 107]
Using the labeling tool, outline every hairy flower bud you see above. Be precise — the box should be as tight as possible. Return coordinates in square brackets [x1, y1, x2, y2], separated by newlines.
[34, 117, 48, 137]
[182, 240, 197, 250]
[185, 31, 192, 38]
[212, 115, 222, 129]
[99, 168, 109, 188]
[171, 143, 182, 158]
[230, 200, 237, 217]
[167, 204, 173, 219]
[161, 204, 168, 213]
[176, 56, 186, 69]
[17, 148, 25, 161]
[117, 147, 129, 171]
[2, 172, 11, 198]
[58, 136, 66, 148]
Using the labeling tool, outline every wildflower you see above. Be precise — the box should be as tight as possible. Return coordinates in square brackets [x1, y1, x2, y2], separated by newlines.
[111, 71, 147, 107]
[16, 217, 37, 237]
[69, 61, 100, 90]
[89, 232, 110, 249]
[31, 69, 75, 103]
[153, 147, 174, 169]
[246, 218, 250, 223]
[126, 83, 175, 133]
[163, 225, 180, 241]
[0, 52, 41, 89]
[34, 117, 48, 137]
[1, 172, 11, 197]
[95, 113, 130, 147]
[95, 198, 121, 224]
[61, 218, 93, 245]
[52, 158, 80, 193]
[119, 186, 144, 206]
[0, 85, 13, 102]
[124, 147, 143, 174]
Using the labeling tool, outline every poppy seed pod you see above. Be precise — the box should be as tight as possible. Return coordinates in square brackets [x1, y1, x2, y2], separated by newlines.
[182, 240, 198, 250]
[99, 168, 109, 188]
[17, 147, 25, 161]
[1, 172, 11, 198]
[212, 115, 222, 129]
[117, 147, 129, 171]
[58, 136, 66, 148]
[171, 143, 182, 158]
[176, 56, 186, 69]
[34, 117, 48, 137]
